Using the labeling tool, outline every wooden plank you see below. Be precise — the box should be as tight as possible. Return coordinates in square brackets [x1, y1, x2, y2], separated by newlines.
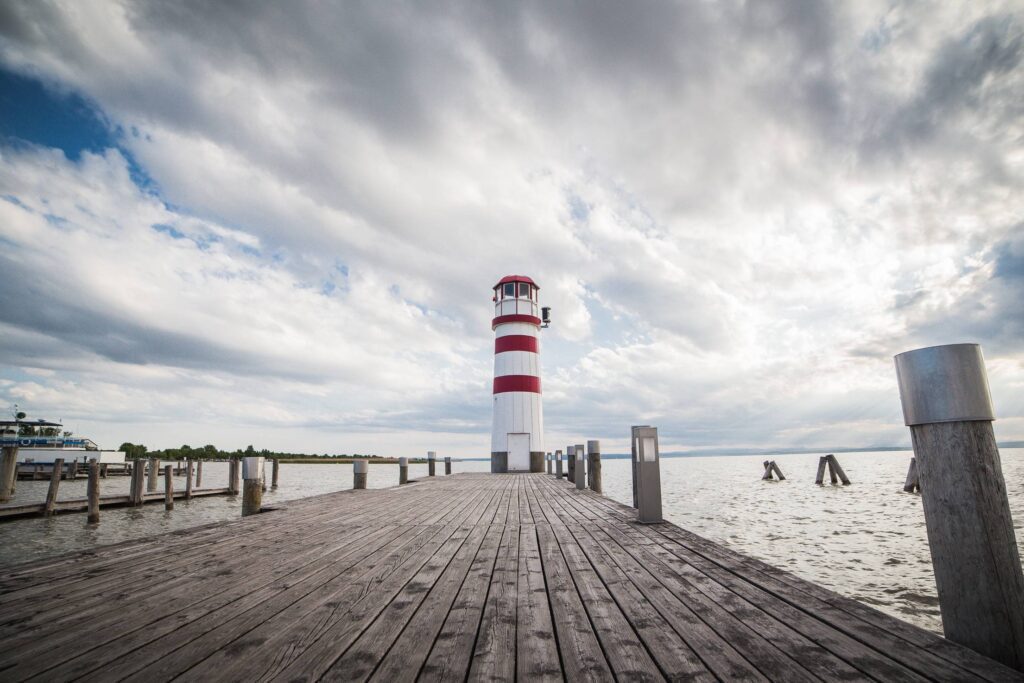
[515, 522, 562, 681]
[466, 522, 519, 681]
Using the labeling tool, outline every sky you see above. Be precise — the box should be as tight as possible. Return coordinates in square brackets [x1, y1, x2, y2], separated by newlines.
[0, 1, 1022, 457]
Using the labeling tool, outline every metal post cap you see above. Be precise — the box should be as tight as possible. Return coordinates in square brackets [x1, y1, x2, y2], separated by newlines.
[242, 456, 264, 480]
[398, 457, 408, 466]
[427, 451, 436, 460]
[353, 459, 368, 474]
[587, 440, 600, 452]
[894, 343, 996, 426]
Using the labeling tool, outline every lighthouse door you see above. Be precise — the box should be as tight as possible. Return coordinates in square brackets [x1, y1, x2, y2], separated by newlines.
[507, 433, 531, 472]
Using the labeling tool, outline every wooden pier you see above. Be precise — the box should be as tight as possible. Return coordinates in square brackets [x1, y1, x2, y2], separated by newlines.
[0, 473, 1019, 681]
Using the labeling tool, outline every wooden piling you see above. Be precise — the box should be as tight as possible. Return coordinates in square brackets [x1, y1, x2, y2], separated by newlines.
[68, 459, 78, 480]
[228, 459, 241, 495]
[353, 459, 368, 490]
[826, 454, 850, 485]
[815, 456, 827, 485]
[762, 460, 785, 481]
[100, 463, 108, 478]
[895, 343, 1024, 668]
[186, 460, 194, 499]
[903, 457, 920, 493]
[444, 456, 451, 476]
[164, 465, 173, 510]
[196, 460, 203, 488]
[147, 457, 158, 493]
[130, 460, 146, 506]
[272, 458, 279, 489]
[87, 459, 100, 523]
[399, 457, 408, 485]
[0, 446, 17, 502]
[587, 439, 602, 493]
[44, 457, 63, 516]
[427, 451, 436, 477]
[566, 445, 575, 484]
[241, 457, 263, 516]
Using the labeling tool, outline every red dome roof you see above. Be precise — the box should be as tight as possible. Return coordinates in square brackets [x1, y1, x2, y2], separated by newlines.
[493, 275, 538, 289]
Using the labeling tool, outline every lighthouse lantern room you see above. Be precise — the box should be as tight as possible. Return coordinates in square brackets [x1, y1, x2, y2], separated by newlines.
[491, 275, 547, 473]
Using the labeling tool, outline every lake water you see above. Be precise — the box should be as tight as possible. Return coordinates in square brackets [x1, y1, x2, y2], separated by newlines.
[1, 449, 1021, 636]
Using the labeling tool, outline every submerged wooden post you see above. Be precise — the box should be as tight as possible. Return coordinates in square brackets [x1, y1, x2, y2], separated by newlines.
[163, 465, 174, 510]
[44, 457, 63, 516]
[100, 463, 108, 478]
[0, 446, 17, 502]
[903, 457, 920, 493]
[427, 451, 436, 477]
[555, 450, 563, 479]
[399, 457, 409, 485]
[587, 440, 602, 493]
[815, 456, 827, 485]
[87, 459, 100, 524]
[241, 457, 263, 516]
[566, 445, 575, 484]
[196, 460, 203, 488]
[444, 456, 451, 475]
[353, 459, 368, 489]
[147, 457, 158, 493]
[632, 426, 662, 523]
[68, 459, 78, 480]
[762, 460, 785, 481]
[574, 444, 586, 490]
[271, 459, 279, 489]
[228, 459, 241, 495]
[186, 460, 194, 499]
[826, 454, 850, 485]
[895, 343, 1024, 669]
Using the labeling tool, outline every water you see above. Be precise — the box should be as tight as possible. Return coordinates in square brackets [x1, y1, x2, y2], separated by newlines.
[1, 450, 1021, 635]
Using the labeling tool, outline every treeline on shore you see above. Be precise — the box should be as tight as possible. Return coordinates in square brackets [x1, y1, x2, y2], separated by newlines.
[116, 443, 415, 463]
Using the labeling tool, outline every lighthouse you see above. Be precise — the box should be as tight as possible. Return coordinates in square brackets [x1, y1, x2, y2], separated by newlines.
[491, 275, 548, 473]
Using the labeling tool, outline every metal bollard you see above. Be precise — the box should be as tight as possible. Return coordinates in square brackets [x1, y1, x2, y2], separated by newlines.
[428, 451, 436, 477]
[399, 457, 409, 485]
[242, 457, 264, 516]
[895, 343, 1024, 669]
[575, 443, 586, 490]
[555, 449, 563, 478]
[566, 445, 575, 484]
[444, 456, 451, 475]
[546, 453, 553, 474]
[353, 459, 368, 489]
[631, 426, 662, 523]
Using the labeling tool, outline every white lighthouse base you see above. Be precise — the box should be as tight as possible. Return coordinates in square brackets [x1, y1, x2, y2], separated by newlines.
[490, 451, 544, 474]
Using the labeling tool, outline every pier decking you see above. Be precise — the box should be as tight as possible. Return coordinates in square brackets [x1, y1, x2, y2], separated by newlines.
[0, 473, 1019, 682]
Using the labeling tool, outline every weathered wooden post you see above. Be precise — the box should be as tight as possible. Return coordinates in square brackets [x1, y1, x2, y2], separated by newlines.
[44, 457, 63, 516]
[271, 459, 279, 489]
[555, 450, 563, 478]
[895, 343, 1024, 669]
[443, 456, 451, 475]
[0, 445, 17, 502]
[186, 460, 194, 499]
[68, 459, 78, 480]
[100, 463, 108, 478]
[903, 457, 920, 493]
[587, 440, 602, 493]
[353, 459, 368, 489]
[574, 443, 586, 490]
[826, 454, 850, 485]
[196, 460, 203, 488]
[147, 456, 158, 493]
[241, 457, 264, 516]
[399, 457, 409, 484]
[163, 465, 174, 510]
[130, 459, 146, 506]
[427, 451, 436, 477]
[632, 426, 662, 523]
[566, 445, 575, 484]
[228, 458, 241, 495]
[762, 460, 785, 481]
[815, 456, 828, 485]
[87, 459, 100, 523]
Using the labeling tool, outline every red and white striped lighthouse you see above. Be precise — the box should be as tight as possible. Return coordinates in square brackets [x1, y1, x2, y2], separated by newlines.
[491, 275, 546, 473]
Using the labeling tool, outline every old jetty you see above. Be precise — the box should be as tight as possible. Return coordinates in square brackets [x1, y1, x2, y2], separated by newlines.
[0, 472, 1019, 682]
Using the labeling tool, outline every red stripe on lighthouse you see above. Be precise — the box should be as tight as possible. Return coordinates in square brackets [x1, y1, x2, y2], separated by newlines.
[494, 335, 539, 354]
[492, 314, 541, 330]
[493, 375, 542, 394]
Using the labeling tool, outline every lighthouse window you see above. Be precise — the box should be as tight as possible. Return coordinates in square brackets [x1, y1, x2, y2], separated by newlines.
[519, 283, 531, 298]
[503, 283, 515, 298]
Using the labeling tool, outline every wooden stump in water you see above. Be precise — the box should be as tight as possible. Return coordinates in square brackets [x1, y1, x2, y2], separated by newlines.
[163, 465, 174, 511]
[147, 457, 158, 492]
[271, 459, 279, 489]
[196, 460, 203, 488]
[186, 460, 194, 499]
[903, 457, 920, 493]
[44, 458, 63, 516]
[0, 446, 17, 502]
[762, 460, 785, 481]
[87, 460, 100, 524]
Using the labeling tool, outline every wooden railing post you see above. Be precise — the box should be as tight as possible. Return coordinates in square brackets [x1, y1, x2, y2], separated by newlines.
[44, 457, 63, 516]
[87, 459, 100, 524]
[399, 457, 409, 485]
[353, 459, 368, 490]
[895, 343, 1024, 669]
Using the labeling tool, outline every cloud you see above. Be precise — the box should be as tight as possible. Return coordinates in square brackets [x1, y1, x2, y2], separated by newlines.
[0, 0, 1022, 455]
